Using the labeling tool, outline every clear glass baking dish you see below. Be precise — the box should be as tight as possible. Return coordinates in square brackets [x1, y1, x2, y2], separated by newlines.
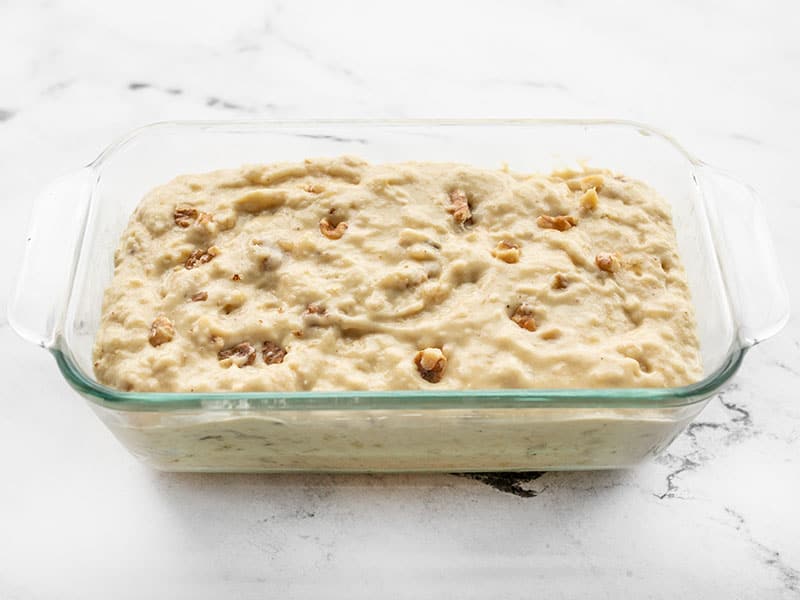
[8, 119, 789, 472]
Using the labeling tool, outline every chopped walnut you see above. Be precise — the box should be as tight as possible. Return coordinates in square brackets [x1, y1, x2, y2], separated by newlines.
[566, 174, 605, 192]
[305, 303, 326, 316]
[491, 240, 521, 263]
[537, 214, 577, 231]
[579, 188, 599, 211]
[231, 273, 241, 281]
[413, 347, 447, 383]
[319, 217, 348, 240]
[184, 246, 219, 269]
[262, 341, 287, 365]
[190, 291, 208, 302]
[595, 252, 621, 273]
[148, 315, 175, 346]
[551, 273, 568, 290]
[446, 189, 472, 225]
[510, 303, 537, 331]
[217, 342, 256, 367]
[174, 204, 198, 228]
[303, 303, 328, 326]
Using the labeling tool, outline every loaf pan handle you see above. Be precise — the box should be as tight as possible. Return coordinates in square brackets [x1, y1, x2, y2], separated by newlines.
[699, 165, 790, 348]
[7, 168, 94, 348]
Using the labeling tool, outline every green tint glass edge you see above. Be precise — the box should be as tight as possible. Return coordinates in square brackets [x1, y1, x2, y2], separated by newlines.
[54, 345, 745, 412]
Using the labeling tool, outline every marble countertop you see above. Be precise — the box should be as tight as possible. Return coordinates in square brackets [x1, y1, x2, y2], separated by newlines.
[1, 1, 798, 597]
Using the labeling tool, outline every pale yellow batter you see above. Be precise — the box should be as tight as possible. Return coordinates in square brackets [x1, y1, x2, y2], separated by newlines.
[93, 157, 702, 392]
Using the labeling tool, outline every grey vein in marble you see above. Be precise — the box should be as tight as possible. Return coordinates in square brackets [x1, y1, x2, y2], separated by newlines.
[656, 384, 753, 500]
[126, 82, 277, 113]
[128, 81, 183, 95]
[264, 21, 364, 85]
[204, 95, 278, 113]
[729, 132, 764, 145]
[43, 80, 74, 96]
[656, 456, 701, 500]
[725, 508, 800, 593]
[774, 360, 800, 377]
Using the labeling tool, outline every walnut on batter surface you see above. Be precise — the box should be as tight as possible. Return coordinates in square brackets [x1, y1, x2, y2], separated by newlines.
[184, 246, 219, 269]
[414, 347, 447, 383]
[446, 189, 472, 226]
[262, 341, 287, 365]
[595, 252, 621, 273]
[174, 204, 198, 228]
[492, 240, 521, 263]
[537, 214, 577, 231]
[148, 315, 175, 347]
[510, 303, 537, 331]
[217, 342, 257, 367]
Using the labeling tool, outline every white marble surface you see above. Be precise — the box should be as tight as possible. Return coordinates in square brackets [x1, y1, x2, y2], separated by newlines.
[1, 1, 799, 597]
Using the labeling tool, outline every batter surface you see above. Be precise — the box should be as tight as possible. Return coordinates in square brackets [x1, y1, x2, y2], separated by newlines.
[93, 157, 702, 392]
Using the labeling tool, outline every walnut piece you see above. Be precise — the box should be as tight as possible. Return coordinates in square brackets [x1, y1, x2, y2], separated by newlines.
[305, 303, 326, 316]
[566, 174, 604, 192]
[491, 240, 521, 263]
[262, 341, 287, 365]
[231, 273, 241, 281]
[217, 342, 256, 367]
[551, 274, 568, 290]
[184, 246, 219, 269]
[413, 347, 447, 383]
[148, 315, 175, 347]
[511, 303, 537, 331]
[319, 217, 348, 240]
[303, 303, 328, 326]
[174, 204, 198, 228]
[595, 252, 621, 273]
[537, 214, 577, 231]
[190, 291, 208, 302]
[580, 188, 599, 211]
[446, 189, 472, 226]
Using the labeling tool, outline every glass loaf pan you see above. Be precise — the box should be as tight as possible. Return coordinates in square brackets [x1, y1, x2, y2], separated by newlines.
[9, 120, 789, 472]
